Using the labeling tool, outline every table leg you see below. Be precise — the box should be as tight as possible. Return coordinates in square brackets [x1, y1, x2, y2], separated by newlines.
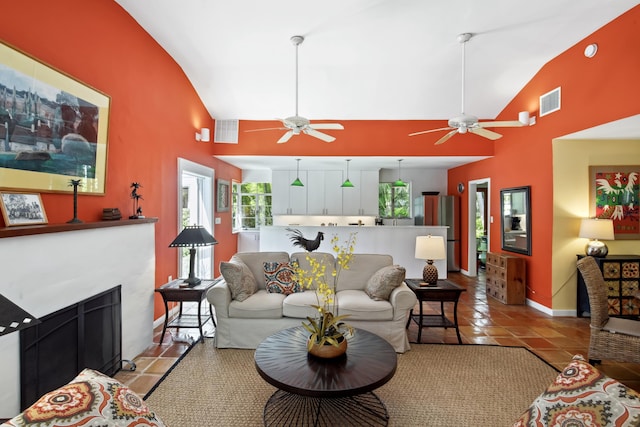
[197, 299, 204, 343]
[209, 303, 216, 327]
[453, 299, 462, 344]
[417, 300, 424, 343]
[159, 297, 169, 344]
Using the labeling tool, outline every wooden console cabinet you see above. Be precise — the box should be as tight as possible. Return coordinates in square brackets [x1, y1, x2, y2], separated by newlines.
[576, 254, 640, 318]
[485, 252, 526, 304]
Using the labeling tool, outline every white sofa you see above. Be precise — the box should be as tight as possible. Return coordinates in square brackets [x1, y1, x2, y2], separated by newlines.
[207, 251, 418, 353]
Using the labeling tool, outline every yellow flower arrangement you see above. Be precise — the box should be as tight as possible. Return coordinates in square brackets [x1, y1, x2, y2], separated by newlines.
[294, 233, 357, 349]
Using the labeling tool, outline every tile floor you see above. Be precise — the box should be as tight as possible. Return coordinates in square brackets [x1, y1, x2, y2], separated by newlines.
[115, 271, 640, 396]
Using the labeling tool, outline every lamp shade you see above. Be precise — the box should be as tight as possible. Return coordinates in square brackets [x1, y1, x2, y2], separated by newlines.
[169, 225, 217, 248]
[579, 218, 614, 240]
[415, 235, 446, 260]
[0, 294, 40, 337]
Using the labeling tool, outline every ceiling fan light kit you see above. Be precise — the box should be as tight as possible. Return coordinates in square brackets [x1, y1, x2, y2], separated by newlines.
[409, 32, 531, 145]
[246, 35, 344, 144]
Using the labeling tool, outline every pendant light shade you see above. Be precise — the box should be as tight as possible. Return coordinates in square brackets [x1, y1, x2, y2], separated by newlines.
[393, 159, 406, 187]
[341, 159, 354, 188]
[291, 158, 304, 186]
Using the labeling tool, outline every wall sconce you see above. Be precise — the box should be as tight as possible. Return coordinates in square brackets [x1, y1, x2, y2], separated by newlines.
[195, 128, 210, 142]
[584, 43, 598, 58]
[415, 235, 446, 285]
[579, 218, 614, 257]
[518, 111, 536, 126]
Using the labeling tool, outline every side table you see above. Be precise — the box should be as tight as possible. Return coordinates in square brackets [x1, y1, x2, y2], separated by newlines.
[154, 278, 220, 343]
[405, 278, 465, 344]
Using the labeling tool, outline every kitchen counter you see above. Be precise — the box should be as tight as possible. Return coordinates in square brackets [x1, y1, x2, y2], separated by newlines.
[259, 225, 448, 278]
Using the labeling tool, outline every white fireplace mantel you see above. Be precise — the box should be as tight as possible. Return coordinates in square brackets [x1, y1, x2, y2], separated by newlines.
[0, 219, 157, 418]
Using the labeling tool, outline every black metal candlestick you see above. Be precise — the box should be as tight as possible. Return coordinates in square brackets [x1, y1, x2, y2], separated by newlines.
[67, 179, 83, 223]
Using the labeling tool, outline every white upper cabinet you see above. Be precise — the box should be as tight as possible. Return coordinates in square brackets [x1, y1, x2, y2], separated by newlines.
[342, 170, 379, 215]
[307, 170, 343, 215]
[272, 170, 307, 215]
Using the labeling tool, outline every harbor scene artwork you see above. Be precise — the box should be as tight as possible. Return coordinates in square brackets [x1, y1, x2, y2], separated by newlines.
[0, 41, 110, 194]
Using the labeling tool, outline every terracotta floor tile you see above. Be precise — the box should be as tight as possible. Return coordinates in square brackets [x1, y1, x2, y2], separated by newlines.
[146, 358, 179, 374]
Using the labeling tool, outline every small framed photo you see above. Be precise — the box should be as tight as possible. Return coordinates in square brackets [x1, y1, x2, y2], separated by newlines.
[0, 192, 48, 226]
[217, 179, 230, 212]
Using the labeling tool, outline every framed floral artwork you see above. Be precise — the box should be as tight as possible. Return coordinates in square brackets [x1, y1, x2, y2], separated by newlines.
[217, 179, 230, 212]
[589, 166, 639, 239]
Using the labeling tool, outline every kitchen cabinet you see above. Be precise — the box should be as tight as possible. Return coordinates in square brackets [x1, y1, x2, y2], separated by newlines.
[342, 170, 379, 215]
[307, 170, 343, 215]
[272, 170, 307, 214]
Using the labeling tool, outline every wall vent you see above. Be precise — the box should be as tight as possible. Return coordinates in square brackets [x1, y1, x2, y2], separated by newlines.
[214, 119, 239, 143]
[539, 87, 561, 117]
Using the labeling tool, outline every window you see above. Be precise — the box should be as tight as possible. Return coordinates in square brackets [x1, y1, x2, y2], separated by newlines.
[232, 182, 272, 231]
[378, 182, 411, 218]
[178, 159, 214, 280]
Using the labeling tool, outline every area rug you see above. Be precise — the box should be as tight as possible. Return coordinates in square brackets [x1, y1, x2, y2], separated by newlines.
[145, 343, 559, 426]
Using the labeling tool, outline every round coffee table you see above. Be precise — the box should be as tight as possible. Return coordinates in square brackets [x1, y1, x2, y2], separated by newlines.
[254, 327, 397, 426]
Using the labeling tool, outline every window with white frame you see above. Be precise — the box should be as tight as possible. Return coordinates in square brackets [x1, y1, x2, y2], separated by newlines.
[232, 182, 272, 231]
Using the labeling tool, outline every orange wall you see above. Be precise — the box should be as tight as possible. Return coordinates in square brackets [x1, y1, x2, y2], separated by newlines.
[0, 0, 241, 319]
[449, 5, 640, 307]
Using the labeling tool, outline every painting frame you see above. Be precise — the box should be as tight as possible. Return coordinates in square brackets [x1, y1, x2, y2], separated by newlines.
[589, 165, 639, 240]
[0, 40, 110, 195]
[217, 179, 230, 212]
[0, 191, 48, 226]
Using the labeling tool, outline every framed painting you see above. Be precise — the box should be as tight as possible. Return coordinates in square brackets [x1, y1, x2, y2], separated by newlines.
[217, 179, 230, 212]
[0, 41, 110, 194]
[589, 166, 639, 239]
[0, 191, 48, 226]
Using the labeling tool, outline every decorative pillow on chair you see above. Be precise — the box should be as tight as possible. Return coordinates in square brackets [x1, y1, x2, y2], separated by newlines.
[2, 368, 165, 427]
[365, 265, 406, 301]
[264, 261, 301, 295]
[220, 257, 258, 301]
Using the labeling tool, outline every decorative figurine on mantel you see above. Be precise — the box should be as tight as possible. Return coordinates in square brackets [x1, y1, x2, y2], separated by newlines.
[129, 182, 144, 219]
[67, 179, 83, 224]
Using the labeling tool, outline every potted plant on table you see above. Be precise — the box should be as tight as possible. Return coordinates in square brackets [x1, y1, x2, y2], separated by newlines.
[294, 233, 357, 358]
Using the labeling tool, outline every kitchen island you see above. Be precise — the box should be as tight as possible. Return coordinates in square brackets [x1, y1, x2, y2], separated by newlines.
[259, 225, 448, 279]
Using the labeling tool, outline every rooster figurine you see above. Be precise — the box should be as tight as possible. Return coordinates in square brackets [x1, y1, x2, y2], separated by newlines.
[286, 228, 324, 252]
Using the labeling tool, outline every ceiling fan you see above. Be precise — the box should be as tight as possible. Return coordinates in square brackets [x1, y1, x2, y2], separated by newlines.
[246, 35, 344, 143]
[409, 33, 529, 145]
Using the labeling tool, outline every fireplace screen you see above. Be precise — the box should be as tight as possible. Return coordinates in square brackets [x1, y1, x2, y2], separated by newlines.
[20, 286, 122, 410]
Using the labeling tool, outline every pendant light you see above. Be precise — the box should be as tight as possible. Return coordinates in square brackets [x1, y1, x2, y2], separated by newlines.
[393, 159, 406, 187]
[341, 159, 354, 188]
[291, 158, 304, 187]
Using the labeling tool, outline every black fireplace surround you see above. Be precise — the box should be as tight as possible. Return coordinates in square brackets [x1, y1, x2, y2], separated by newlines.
[19, 286, 122, 410]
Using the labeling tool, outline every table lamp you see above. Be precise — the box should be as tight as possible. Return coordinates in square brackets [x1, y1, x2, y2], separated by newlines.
[578, 218, 614, 257]
[0, 294, 41, 337]
[415, 235, 446, 285]
[169, 225, 218, 287]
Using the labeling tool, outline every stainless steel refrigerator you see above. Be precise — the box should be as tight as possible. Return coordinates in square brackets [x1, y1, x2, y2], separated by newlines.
[414, 195, 460, 271]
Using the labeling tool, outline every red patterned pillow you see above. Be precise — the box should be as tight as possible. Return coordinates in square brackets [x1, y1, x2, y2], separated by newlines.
[2, 368, 165, 427]
[513, 355, 640, 427]
[264, 261, 302, 295]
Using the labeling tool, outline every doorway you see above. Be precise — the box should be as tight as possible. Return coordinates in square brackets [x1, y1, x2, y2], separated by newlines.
[466, 178, 490, 277]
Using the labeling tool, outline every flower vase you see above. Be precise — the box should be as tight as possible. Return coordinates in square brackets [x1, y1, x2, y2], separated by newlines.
[308, 335, 347, 359]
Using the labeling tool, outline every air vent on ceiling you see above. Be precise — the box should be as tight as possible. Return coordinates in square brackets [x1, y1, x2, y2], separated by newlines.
[214, 120, 239, 143]
[539, 87, 561, 117]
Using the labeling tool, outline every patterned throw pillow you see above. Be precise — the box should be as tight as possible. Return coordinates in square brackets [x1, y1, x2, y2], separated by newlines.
[2, 368, 165, 427]
[220, 257, 257, 302]
[365, 265, 406, 301]
[264, 261, 301, 295]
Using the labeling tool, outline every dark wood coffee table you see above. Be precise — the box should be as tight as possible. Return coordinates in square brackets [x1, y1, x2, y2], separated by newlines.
[254, 327, 397, 426]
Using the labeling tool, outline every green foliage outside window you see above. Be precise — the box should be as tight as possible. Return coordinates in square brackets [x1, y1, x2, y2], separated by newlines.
[233, 182, 272, 230]
[378, 183, 410, 218]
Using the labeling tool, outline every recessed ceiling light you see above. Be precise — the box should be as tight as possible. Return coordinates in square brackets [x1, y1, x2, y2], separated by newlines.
[584, 43, 598, 58]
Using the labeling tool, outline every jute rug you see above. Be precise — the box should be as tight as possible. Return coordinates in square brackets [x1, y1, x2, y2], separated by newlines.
[145, 343, 559, 426]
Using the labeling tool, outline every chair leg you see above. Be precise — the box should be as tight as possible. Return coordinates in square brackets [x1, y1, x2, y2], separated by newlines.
[589, 358, 601, 365]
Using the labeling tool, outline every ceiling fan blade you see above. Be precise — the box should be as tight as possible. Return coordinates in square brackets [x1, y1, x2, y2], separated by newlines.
[434, 130, 458, 145]
[305, 128, 335, 142]
[471, 127, 503, 140]
[409, 127, 454, 137]
[245, 127, 287, 133]
[309, 123, 344, 130]
[479, 120, 525, 128]
[277, 131, 294, 144]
